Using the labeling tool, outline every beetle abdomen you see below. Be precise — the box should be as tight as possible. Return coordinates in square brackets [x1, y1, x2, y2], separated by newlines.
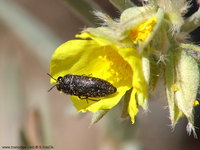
[62, 74, 117, 97]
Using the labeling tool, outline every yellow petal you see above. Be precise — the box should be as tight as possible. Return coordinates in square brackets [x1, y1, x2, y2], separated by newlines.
[50, 40, 99, 82]
[77, 32, 147, 97]
[128, 89, 138, 124]
[71, 86, 128, 112]
[116, 46, 147, 99]
[194, 100, 199, 106]
[76, 32, 111, 46]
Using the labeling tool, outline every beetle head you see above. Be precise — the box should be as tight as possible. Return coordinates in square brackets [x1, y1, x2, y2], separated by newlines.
[47, 73, 62, 92]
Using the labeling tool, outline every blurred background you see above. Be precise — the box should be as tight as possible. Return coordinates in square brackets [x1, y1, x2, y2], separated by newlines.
[0, 0, 200, 150]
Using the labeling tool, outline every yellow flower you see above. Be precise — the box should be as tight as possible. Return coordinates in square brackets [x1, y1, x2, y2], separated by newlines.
[129, 17, 157, 44]
[194, 100, 199, 106]
[50, 32, 147, 123]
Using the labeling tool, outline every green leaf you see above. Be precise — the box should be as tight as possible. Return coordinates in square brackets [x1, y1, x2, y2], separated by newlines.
[91, 110, 108, 124]
[142, 56, 150, 84]
[165, 48, 200, 131]
[175, 49, 199, 125]
[149, 55, 160, 91]
[165, 48, 182, 126]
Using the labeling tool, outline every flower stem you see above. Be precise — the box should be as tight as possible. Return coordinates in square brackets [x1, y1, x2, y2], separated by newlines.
[62, 0, 105, 26]
[109, 0, 135, 12]
[180, 43, 200, 52]
[182, 8, 200, 33]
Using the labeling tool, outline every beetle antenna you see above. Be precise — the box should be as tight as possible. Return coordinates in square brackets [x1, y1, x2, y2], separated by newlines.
[48, 84, 57, 92]
[47, 73, 57, 81]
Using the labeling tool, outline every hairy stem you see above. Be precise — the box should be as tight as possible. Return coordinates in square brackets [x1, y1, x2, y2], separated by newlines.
[62, 0, 105, 26]
[182, 8, 200, 33]
[109, 0, 135, 12]
[180, 43, 200, 52]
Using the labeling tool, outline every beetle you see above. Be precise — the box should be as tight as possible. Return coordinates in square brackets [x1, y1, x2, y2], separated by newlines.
[47, 73, 117, 101]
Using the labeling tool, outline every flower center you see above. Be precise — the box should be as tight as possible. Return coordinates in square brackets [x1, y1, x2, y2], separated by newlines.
[129, 17, 157, 44]
[90, 46, 132, 88]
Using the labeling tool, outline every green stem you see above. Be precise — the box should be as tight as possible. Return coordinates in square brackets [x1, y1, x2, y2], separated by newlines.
[182, 8, 200, 33]
[109, 0, 135, 12]
[62, 0, 105, 26]
[91, 110, 108, 124]
[180, 43, 200, 52]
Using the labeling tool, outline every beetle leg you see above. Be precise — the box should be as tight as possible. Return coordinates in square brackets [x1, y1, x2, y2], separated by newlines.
[78, 96, 100, 102]
[82, 73, 92, 76]
[87, 97, 100, 102]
